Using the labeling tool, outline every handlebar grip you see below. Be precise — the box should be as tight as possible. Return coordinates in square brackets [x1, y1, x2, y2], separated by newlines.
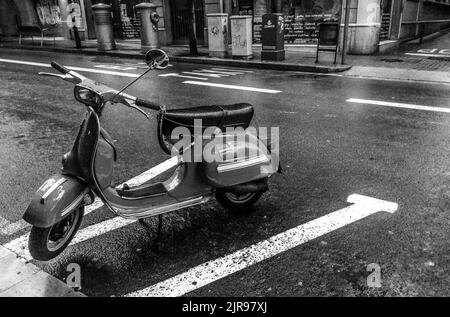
[135, 98, 162, 111]
[51, 61, 70, 74]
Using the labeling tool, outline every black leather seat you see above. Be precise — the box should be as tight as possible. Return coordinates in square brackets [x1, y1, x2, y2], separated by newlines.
[161, 103, 254, 137]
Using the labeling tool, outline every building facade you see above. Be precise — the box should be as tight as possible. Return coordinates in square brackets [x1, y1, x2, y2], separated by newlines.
[1, 0, 450, 53]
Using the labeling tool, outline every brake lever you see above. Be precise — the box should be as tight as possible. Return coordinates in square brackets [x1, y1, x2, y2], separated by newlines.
[109, 96, 150, 119]
[38, 72, 79, 84]
[129, 103, 150, 119]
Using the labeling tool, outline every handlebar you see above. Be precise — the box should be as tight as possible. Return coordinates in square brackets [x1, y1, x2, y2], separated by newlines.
[51, 61, 70, 74]
[47, 61, 163, 113]
[135, 98, 163, 111]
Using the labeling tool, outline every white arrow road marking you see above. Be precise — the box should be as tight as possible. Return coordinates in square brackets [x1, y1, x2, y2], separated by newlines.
[3, 156, 180, 255]
[0, 58, 140, 78]
[125, 194, 398, 297]
[183, 81, 282, 94]
[159, 73, 208, 80]
[347, 98, 450, 113]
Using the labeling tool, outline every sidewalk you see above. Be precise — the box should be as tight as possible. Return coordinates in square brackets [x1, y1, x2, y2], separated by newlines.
[0, 37, 351, 73]
[1, 30, 450, 80]
[0, 246, 85, 297]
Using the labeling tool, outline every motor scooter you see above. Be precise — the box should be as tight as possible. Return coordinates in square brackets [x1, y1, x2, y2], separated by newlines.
[23, 49, 280, 261]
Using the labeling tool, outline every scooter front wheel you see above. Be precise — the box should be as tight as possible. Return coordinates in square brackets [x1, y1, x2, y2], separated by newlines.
[28, 207, 84, 261]
[215, 192, 263, 213]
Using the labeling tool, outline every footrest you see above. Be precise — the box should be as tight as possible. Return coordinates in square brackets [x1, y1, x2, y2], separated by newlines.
[117, 182, 167, 199]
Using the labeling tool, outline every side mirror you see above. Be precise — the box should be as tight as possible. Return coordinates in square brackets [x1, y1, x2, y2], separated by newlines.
[145, 49, 169, 70]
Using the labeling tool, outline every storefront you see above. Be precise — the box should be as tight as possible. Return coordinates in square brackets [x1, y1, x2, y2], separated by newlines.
[2, 0, 449, 54]
[0, 0, 95, 40]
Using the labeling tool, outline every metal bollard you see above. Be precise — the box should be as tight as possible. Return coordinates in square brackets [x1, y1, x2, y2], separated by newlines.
[135, 2, 160, 52]
[92, 3, 116, 51]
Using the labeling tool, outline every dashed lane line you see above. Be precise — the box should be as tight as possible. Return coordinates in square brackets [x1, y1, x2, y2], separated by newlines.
[182, 72, 230, 78]
[347, 98, 450, 113]
[183, 81, 282, 94]
[0, 58, 140, 78]
[159, 73, 208, 80]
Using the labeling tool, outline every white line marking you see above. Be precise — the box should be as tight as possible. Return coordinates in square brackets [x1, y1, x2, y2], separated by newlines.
[182, 72, 229, 78]
[94, 65, 138, 71]
[211, 68, 253, 73]
[3, 157, 180, 256]
[193, 69, 244, 75]
[405, 53, 450, 58]
[0, 219, 29, 235]
[0, 58, 140, 78]
[0, 216, 10, 229]
[159, 73, 208, 80]
[183, 81, 282, 94]
[347, 98, 450, 113]
[126, 194, 398, 297]
[292, 70, 450, 86]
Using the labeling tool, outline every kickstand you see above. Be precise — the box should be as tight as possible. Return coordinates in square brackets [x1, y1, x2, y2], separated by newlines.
[152, 214, 163, 252]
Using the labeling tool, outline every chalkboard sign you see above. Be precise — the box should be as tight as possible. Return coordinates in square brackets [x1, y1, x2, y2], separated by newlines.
[122, 17, 141, 38]
[254, 14, 336, 44]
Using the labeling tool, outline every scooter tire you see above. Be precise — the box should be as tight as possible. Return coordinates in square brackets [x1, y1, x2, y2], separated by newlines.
[215, 192, 263, 213]
[28, 207, 84, 261]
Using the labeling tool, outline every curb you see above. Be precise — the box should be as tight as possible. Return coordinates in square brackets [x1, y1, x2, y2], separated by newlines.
[0, 246, 85, 297]
[0, 44, 352, 73]
[169, 55, 352, 73]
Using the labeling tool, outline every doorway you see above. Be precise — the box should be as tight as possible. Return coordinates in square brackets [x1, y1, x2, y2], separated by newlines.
[170, 0, 205, 44]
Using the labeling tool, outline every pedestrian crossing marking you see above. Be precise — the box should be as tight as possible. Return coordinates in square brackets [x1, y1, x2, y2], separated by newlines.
[158, 67, 252, 82]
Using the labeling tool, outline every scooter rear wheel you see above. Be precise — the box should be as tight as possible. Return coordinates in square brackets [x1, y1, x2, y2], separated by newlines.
[28, 207, 84, 261]
[215, 192, 263, 213]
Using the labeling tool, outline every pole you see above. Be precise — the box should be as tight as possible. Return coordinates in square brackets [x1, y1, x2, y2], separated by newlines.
[188, 0, 198, 55]
[73, 25, 82, 49]
[341, 0, 350, 64]
[70, 4, 82, 49]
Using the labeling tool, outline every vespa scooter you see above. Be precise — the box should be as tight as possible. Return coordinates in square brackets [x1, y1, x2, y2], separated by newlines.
[23, 49, 280, 261]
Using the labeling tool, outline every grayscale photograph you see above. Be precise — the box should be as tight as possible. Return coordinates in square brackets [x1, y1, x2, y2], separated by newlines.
[0, 0, 448, 303]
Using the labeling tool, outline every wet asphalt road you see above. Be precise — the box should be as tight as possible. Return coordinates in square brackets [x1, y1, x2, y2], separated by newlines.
[0, 48, 449, 297]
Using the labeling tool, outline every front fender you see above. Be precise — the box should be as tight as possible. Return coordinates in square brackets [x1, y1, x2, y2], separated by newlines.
[23, 174, 92, 228]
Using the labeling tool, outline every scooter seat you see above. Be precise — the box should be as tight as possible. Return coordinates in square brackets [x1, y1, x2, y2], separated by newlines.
[161, 103, 254, 136]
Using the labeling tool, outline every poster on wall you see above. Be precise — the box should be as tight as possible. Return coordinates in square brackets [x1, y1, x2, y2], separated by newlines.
[35, 0, 62, 27]
[66, 0, 84, 29]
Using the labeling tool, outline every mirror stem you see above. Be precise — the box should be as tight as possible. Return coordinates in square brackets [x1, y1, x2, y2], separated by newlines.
[112, 67, 153, 103]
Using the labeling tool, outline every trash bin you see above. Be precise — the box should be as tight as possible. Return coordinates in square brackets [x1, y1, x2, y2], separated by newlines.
[92, 3, 116, 51]
[230, 15, 253, 59]
[261, 13, 285, 61]
[207, 13, 228, 58]
[135, 2, 160, 52]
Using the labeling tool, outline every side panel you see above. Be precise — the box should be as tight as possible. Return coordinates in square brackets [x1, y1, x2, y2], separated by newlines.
[94, 137, 115, 189]
[201, 132, 272, 188]
[23, 174, 89, 228]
